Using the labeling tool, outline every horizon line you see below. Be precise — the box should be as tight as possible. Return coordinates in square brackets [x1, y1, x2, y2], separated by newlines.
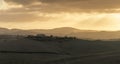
[0, 27, 120, 32]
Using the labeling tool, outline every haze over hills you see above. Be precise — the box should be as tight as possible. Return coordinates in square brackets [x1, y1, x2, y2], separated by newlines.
[0, 27, 120, 40]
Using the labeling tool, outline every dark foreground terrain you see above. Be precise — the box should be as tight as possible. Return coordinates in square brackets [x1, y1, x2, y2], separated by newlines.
[0, 35, 120, 64]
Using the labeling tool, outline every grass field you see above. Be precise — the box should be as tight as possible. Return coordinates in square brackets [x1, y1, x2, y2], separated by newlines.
[0, 36, 120, 64]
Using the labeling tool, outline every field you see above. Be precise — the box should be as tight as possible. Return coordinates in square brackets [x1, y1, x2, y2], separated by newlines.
[0, 35, 120, 64]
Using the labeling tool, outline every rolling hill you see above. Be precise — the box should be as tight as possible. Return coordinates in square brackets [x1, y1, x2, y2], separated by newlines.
[0, 27, 120, 40]
[0, 35, 120, 64]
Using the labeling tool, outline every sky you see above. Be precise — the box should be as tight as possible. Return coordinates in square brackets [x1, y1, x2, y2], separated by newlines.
[0, 0, 120, 31]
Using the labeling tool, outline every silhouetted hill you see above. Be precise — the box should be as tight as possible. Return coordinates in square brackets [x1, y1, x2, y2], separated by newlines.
[0, 27, 120, 40]
[29, 27, 97, 34]
[0, 28, 34, 35]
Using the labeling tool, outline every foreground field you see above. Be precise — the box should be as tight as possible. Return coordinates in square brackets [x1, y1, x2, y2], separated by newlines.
[0, 36, 120, 64]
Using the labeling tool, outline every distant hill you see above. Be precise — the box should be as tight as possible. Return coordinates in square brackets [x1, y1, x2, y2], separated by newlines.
[0, 27, 120, 40]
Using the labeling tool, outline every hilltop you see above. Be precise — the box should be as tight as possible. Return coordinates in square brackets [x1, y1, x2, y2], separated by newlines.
[0, 27, 120, 40]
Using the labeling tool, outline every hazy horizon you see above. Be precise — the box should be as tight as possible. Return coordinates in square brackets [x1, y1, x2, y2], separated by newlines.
[0, 27, 120, 31]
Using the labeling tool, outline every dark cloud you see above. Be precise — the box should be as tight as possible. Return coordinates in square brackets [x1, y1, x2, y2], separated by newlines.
[40, 0, 87, 3]
[6, 0, 35, 5]
[40, 0, 120, 12]
[4, 0, 120, 13]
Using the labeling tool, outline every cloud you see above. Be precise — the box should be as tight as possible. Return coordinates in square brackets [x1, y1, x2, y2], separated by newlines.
[6, 0, 35, 5]
[39, 0, 120, 9]
[4, 0, 120, 13]
[0, 11, 68, 22]
[39, 0, 120, 13]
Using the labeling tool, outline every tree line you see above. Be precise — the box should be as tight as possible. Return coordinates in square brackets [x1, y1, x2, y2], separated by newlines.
[26, 34, 78, 41]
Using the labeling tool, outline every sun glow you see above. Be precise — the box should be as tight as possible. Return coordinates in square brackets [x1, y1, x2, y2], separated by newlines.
[0, 11, 120, 31]
[0, 0, 9, 10]
[110, 13, 120, 19]
[108, 13, 120, 30]
[0, 0, 23, 10]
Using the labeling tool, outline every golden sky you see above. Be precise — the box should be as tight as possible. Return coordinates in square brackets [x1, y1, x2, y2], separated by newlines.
[0, 0, 120, 31]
